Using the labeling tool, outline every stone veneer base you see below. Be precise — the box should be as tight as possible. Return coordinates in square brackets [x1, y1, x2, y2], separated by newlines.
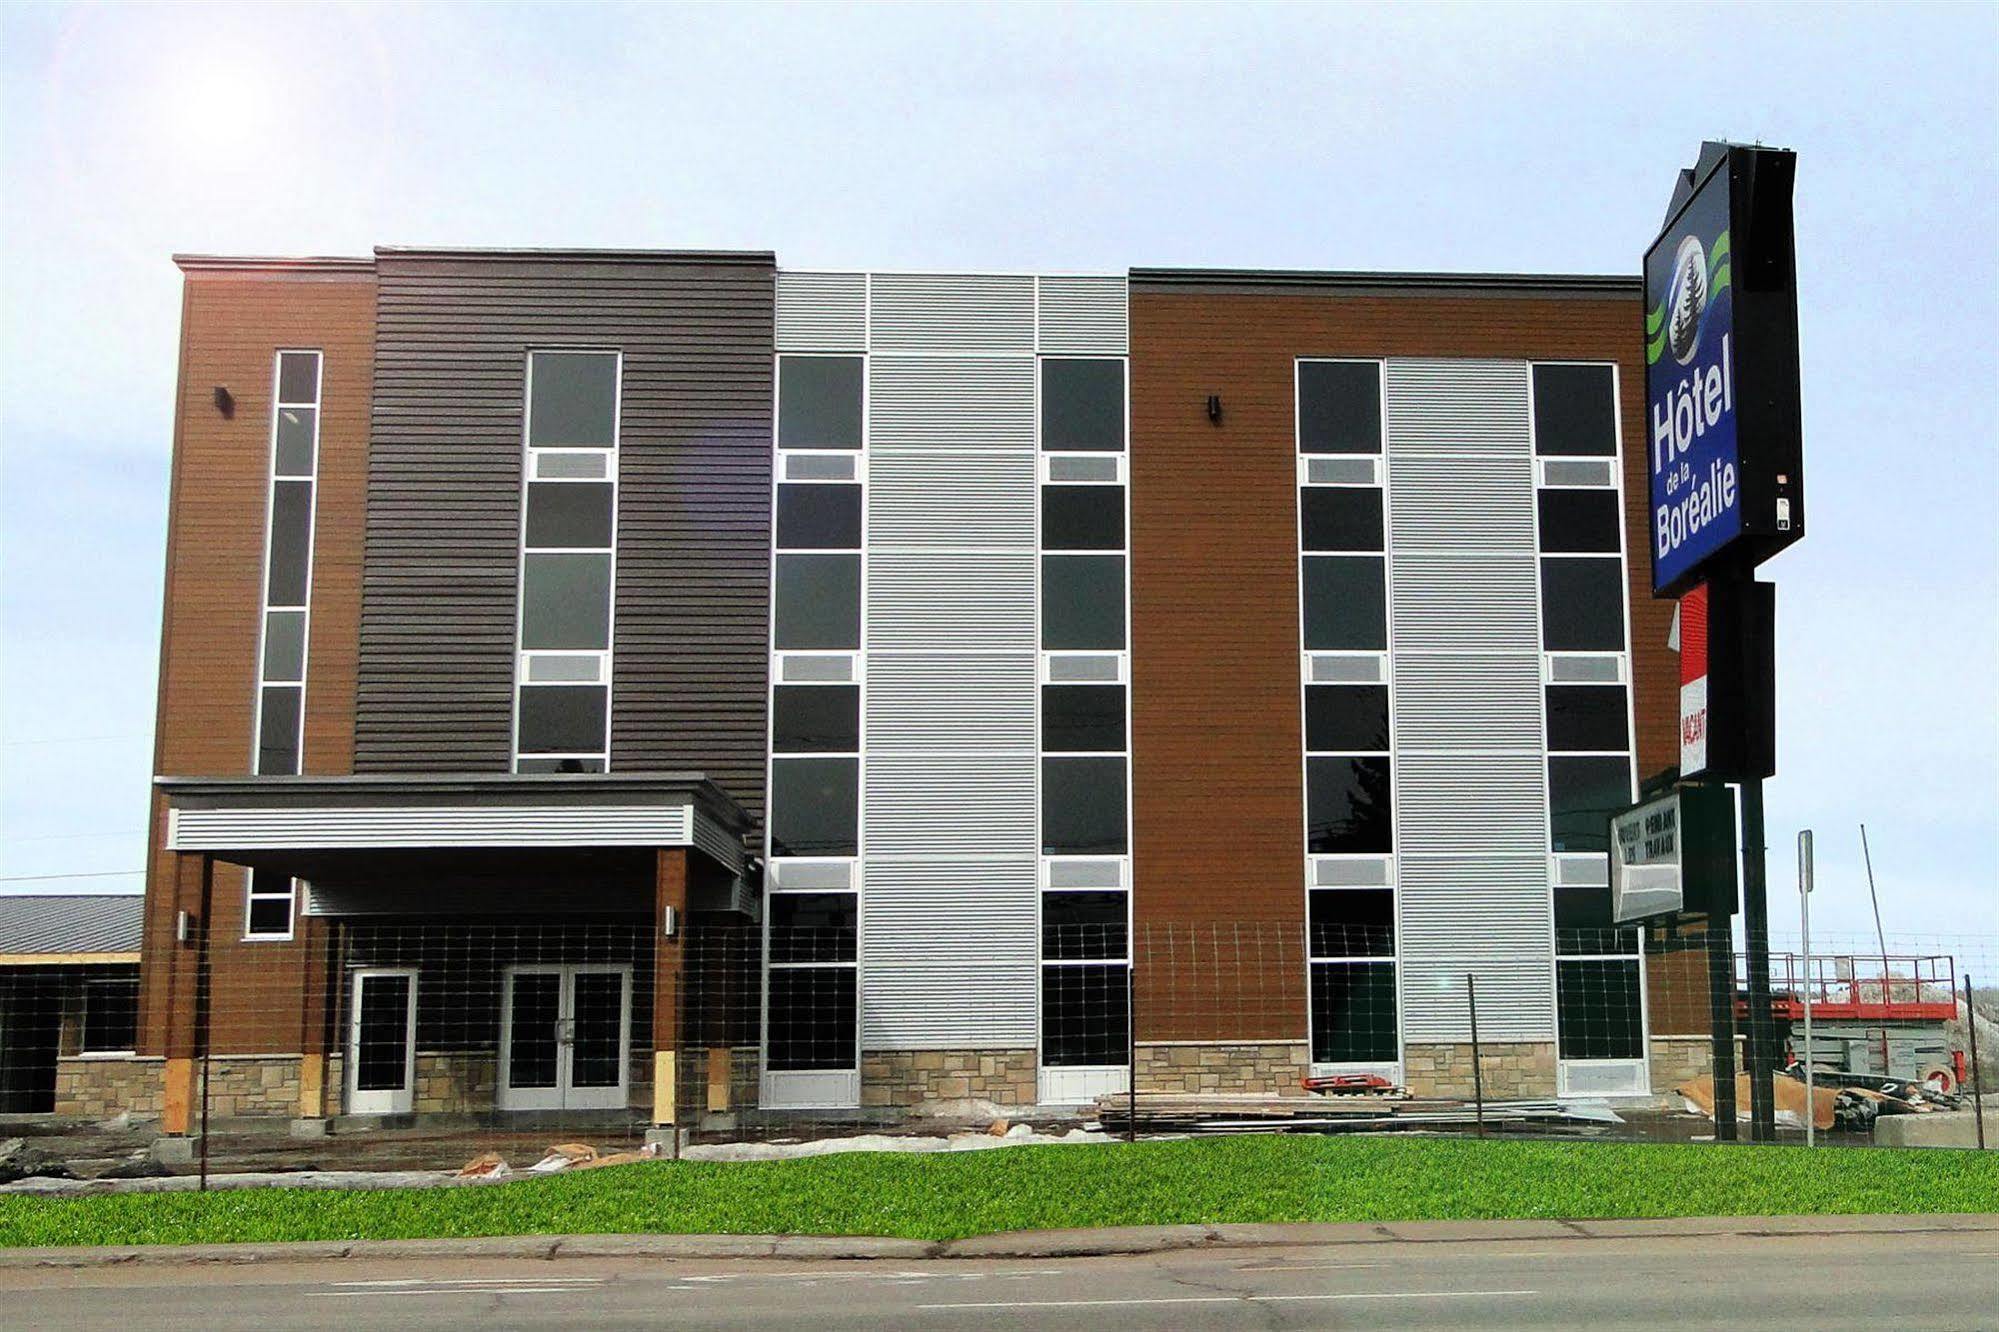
[1134, 1041, 1312, 1097]
[860, 1049, 1038, 1109]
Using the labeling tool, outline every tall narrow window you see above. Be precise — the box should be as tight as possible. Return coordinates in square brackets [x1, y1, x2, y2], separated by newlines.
[254, 350, 321, 777]
[514, 351, 620, 773]
[1297, 359, 1396, 1070]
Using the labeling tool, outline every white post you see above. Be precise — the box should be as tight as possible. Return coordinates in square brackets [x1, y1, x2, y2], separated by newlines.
[1799, 829, 1815, 1147]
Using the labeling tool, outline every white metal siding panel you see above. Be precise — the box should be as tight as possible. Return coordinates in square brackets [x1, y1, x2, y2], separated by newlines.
[167, 804, 693, 850]
[868, 552, 1036, 650]
[1386, 356, 1554, 1044]
[864, 753, 1037, 858]
[861, 859, 1038, 1047]
[1036, 276, 1128, 354]
[1386, 457, 1536, 551]
[1393, 655, 1544, 753]
[868, 356, 1035, 452]
[776, 271, 866, 351]
[869, 451, 1036, 547]
[869, 274, 1035, 351]
[1389, 555, 1540, 654]
[1384, 360, 1531, 456]
[866, 653, 1036, 753]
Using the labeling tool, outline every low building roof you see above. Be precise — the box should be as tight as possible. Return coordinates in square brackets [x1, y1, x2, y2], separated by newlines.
[0, 893, 143, 963]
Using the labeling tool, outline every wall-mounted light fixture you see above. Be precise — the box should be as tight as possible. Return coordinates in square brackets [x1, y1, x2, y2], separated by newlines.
[213, 386, 234, 418]
[1206, 394, 1223, 424]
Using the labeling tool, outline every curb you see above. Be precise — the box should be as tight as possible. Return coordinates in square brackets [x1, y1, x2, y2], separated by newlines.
[2, 1213, 1991, 1269]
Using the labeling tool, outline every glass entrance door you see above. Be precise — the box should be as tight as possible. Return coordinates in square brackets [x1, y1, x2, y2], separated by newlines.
[500, 965, 630, 1111]
[347, 969, 417, 1115]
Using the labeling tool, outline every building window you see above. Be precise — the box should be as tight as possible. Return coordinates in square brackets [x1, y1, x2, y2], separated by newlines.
[1298, 360, 1383, 454]
[1301, 556, 1388, 651]
[1305, 685, 1391, 753]
[80, 972, 139, 1054]
[1041, 555, 1127, 650]
[772, 685, 860, 753]
[1042, 756, 1128, 855]
[769, 757, 859, 857]
[1545, 685, 1631, 753]
[1556, 959, 1645, 1060]
[1537, 489, 1622, 553]
[1040, 485, 1125, 549]
[244, 868, 297, 940]
[253, 350, 322, 777]
[774, 554, 862, 649]
[1041, 684, 1125, 753]
[1040, 358, 1125, 451]
[778, 355, 864, 449]
[1301, 486, 1385, 552]
[514, 350, 620, 772]
[1548, 755, 1634, 854]
[1539, 556, 1626, 651]
[1306, 756, 1394, 855]
[775, 483, 863, 549]
[1531, 363, 1618, 457]
[1310, 960, 1398, 1063]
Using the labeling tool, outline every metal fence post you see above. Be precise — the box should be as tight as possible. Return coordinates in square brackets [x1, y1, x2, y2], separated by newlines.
[1799, 829, 1814, 1148]
[1467, 973, 1484, 1138]
[1125, 955, 1137, 1145]
[1967, 972, 1986, 1151]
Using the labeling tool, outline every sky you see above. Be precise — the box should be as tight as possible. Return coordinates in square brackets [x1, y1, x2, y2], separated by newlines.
[0, 2, 1994, 963]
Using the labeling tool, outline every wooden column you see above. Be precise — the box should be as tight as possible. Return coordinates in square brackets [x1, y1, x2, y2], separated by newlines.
[296, 915, 333, 1119]
[160, 853, 211, 1136]
[652, 848, 690, 1127]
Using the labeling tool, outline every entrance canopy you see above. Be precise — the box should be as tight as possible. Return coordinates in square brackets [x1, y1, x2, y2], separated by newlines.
[157, 773, 755, 916]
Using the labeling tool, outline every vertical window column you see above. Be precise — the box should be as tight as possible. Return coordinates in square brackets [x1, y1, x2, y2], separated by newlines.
[514, 351, 621, 773]
[1037, 357, 1131, 1080]
[1296, 359, 1398, 1067]
[246, 349, 322, 940]
[766, 354, 864, 1083]
[1532, 362, 1646, 1084]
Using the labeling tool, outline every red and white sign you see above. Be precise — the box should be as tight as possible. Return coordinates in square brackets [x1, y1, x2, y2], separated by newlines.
[1679, 583, 1710, 776]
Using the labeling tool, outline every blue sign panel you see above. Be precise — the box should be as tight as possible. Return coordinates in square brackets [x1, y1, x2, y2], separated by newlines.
[1645, 165, 1739, 594]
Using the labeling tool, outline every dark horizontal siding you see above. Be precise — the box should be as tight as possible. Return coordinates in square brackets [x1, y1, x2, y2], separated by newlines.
[355, 254, 775, 824]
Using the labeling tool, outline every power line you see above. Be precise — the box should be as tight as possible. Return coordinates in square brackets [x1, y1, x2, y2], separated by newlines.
[0, 870, 146, 883]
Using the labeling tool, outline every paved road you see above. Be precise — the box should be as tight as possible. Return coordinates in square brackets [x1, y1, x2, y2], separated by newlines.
[5, 1228, 1993, 1329]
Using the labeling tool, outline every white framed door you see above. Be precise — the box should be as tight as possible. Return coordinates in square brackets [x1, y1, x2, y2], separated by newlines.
[347, 968, 417, 1115]
[500, 964, 631, 1112]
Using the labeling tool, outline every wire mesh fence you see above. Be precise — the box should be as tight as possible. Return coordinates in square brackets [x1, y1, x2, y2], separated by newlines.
[0, 915, 1991, 1181]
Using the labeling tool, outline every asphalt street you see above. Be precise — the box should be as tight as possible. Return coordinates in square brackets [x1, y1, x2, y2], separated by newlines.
[5, 1227, 1993, 1330]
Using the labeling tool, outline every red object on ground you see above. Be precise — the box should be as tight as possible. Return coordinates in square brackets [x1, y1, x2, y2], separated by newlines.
[1301, 1074, 1397, 1095]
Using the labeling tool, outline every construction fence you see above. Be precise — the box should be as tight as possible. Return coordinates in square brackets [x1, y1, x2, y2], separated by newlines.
[0, 919, 1991, 1183]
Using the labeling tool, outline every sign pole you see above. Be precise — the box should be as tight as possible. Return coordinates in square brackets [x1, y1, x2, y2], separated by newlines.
[1740, 775, 1776, 1141]
[1799, 829, 1814, 1147]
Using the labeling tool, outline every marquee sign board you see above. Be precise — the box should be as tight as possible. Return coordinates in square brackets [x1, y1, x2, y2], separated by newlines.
[1645, 142, 1805, 598]
[1609, 783, 1738, 923]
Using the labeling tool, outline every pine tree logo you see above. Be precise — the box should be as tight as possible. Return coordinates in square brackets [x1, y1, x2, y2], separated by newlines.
[1667, 234, 1708, 365]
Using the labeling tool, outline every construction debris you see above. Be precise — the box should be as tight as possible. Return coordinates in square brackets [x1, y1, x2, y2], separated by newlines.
[1674, 1068, 1965, 1133]
[1093, 1091, 1620, 1134]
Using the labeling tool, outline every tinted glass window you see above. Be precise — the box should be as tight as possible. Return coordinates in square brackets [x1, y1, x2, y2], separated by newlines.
[277, 351, 320, 404]
[1548, 755, 1632, 853]
[1301, 486, 1384, 552]
[1305, 685, 1390, 752]
[516, 684, 607, 754]
[1309, 889, 1396, 958]
[1041, 963, 1129, 1065]
[1310, 961, 1398, 1062]
[1557, 959, 1645, 1059]
[778, 355, 863, 449]
[1545, 685, 1630, 752]
[265, 480, 313, 606]
[1532, 363, 1618, 457]
[247, 889, 294, 937]
[769, 892, 858, 963]
[1043, 891, 1128, 960]
[1554, 884, 1641, 953]
[772, 685, 860, 753]
[1041, 359, 1124, 451]
[1540, 557, 1626, 651]
[776, 483, 862, 549]
[515, 756, 606, 773]
[262, 609, 307, 683]
[1042, 555, 1126, 650]
[529, 352, 618, 447]
[1302, 556, 1387, 651]
[1298, 361, 1382, 454]
[774, 554, 861, 649]
[1041, 485, 1124, 550]
[82, 976, 138, 1053]
[256, 685, 302, 775]
[1537, 488, 1622, 553]
[274, 407, 316, 477]
[520, 552, 612, 650]
[1042, 684, 1125, 752]
[1307, 756, 1393, 854]
[769, 756, 859, 856]
[525, 482, 615, 548]
[766, 966, 857, 1070]
[1042, 756, 1128, 854]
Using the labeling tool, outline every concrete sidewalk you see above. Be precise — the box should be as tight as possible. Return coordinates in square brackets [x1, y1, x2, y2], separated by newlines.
[2, 1211, 1991, 1269]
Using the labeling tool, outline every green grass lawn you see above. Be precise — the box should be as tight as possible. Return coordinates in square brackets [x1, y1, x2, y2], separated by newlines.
[3, 1136, 1994, 1248]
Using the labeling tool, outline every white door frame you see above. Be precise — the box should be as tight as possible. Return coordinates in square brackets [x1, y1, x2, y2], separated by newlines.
[346, 968, 417, 1115]
[499, 964, 631, 1112]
